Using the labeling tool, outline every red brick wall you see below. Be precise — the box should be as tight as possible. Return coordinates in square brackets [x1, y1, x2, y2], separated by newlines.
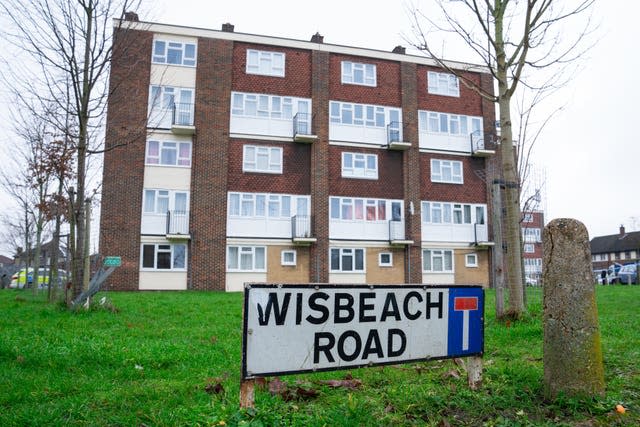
[189, 37, 234, 290]
[329, 54, 402, 106]
[421, 154, 488, 203]
[328, 147, 403, 199]
[227, 140, 311, 194]
[100, 28, 153, 290]
[232, 43, 312, 97]
[418, 66, 483, 116]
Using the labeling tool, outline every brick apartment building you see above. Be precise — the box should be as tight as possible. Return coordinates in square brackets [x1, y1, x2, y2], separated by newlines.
[521, 210, 544, 285]
[99, 16, 498, 291]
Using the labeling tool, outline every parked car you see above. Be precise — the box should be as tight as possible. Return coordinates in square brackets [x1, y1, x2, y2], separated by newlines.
[618, 263, 638, 285]
[10, 268, 68, 289]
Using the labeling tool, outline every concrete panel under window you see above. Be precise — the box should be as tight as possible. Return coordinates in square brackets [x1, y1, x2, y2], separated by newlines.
[139, 271, 187, 290]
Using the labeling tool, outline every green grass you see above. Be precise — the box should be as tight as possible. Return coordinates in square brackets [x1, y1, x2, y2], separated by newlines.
[0, 287, 638, 426]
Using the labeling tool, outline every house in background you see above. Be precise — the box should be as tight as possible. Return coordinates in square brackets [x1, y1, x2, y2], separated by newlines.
[521, 210, 544, 285]
[99, 16, 499, 291]
[590, 225, 640, 272]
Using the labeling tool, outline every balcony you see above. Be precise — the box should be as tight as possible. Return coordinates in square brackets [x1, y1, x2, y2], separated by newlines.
[171, 103, 195, 135]
[293, 113, 317, 143]
[473, 223, 493, 247]
[387, 121, 411, 150]
[470, 131, 495, 157]
[166, 210, 190, 240]
[291, 215, 316, 244]
[389, 219, 413, 245]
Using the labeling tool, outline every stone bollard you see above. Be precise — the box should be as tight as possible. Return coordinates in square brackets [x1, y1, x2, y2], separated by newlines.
[542, 218, 605, 399]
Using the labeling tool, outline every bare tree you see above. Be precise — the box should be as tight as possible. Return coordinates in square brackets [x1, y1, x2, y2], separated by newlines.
[0, 0, 144, 304]
[408, 0, 596, 318]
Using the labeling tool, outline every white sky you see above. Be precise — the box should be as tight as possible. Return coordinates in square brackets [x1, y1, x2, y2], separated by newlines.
[0, 0, 638, 256]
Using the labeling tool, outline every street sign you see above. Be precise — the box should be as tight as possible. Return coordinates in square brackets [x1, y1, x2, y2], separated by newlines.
[103, 256, 122, 267]
[242, 284, 484, 379]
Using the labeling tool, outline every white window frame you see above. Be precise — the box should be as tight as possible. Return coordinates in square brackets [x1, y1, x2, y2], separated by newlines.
[330, 248, 365, 272]
[421, 202, 485, 226]
[465, 253, 478, 268]
[152, 40, 197, 67]
[231, 92, 310, 120]
[330, 197, 403, 222]
[379, 252, 393, 267]
[246, 49, 285, 77]
[227, 246, 266, 272]
[422, 249, 454, 273]
[419, 111, 482, 137]
[427, 71, 459, 97]
[341, 152, 378, 179]
[281, 250, 297, 266]
[141, 243, 187, 270]
[341, 61, 376, 86]
[242, 145, 283, 174]
[228, 192, 309, 219]
[524, 243, 535, 253]
[431, 159, 463, 184]
[330, 101, 400, 129]
[522, 227, 542, 242]
[143, 189, 189, 215]
[146, 140, 192, 167]
[522, 213, 534, 223]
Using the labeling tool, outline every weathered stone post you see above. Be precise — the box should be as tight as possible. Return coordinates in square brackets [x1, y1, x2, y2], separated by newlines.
[542, 218, 605, 399]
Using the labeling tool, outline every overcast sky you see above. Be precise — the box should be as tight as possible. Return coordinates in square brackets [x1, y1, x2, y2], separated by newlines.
[1, 0, 638, 255]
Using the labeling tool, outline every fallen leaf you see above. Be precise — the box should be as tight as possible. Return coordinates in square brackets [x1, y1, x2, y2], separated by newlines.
[204, 381, 224, 395]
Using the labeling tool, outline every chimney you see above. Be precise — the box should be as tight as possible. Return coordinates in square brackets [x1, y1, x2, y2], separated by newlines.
[124, 11, 139, 22]
[392, 45, 406, 54]
[620, 224, 626, 237]
[222, 23, 234, 32]
[311, 32, 324, 43]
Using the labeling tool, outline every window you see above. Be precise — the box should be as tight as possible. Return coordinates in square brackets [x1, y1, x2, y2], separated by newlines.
[341, 61, 376, 86]
[228, 193, 309, 218]
[379, 252, 393, 267]
[524, 258, 542, 272]
[330, 248, 365, 272]
[281, 250, 297, 266]
[246, 49, 285, 77]
[330, 101, 400, 129]
[146, 140, 191, 167]
[465, 253, 478, 267]
[522, 228, 541, 242]
[243, 145, 282, 174]
[342, 152, 378, 179]
[422, 202, 485, 225]
[141, 243, 187, 270]
[427, 71, 459, 97]
[143, 190, 188, 214]
[331, 197, 401, 222]
[231, 92, 309, 120]
[522, 213, 534, 223]
[419, 111, 482, 137]
[431, 159, 463, 184]
[152, 40, 196, 66]
[227, 246, 266, 271]
[524, 243, 535, 253]
[422, 249, 454, 272]
[148, 86, 194, 128]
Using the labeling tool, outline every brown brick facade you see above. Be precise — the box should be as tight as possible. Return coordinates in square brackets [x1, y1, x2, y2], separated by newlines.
[100, 28, 153, 290]
[101, 23, 496, 291]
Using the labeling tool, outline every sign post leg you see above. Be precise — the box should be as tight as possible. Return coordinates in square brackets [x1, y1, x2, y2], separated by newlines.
[239, 379, 255, 409]
[467, 356, 482, 390]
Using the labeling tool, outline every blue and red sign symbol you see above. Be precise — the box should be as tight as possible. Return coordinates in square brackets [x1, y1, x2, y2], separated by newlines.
[447, 287, 484, 356]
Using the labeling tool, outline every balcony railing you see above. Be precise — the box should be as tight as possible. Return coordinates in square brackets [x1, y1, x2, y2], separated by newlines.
[172, 103, 194, 126]
[166, 210, 189, 236]
[293, 113, 317, 142]
[474, 222, 491, 246]
[387, 121, 410, 150]
[291, 214, 315, 242]
[470, 131, 495, 156]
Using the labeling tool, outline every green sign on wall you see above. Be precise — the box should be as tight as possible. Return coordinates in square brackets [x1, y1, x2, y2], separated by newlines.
[103, 256, 122, 267]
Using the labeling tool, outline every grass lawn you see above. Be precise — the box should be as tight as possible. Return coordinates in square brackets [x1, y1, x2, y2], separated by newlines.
[0, 286, 638, 426]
